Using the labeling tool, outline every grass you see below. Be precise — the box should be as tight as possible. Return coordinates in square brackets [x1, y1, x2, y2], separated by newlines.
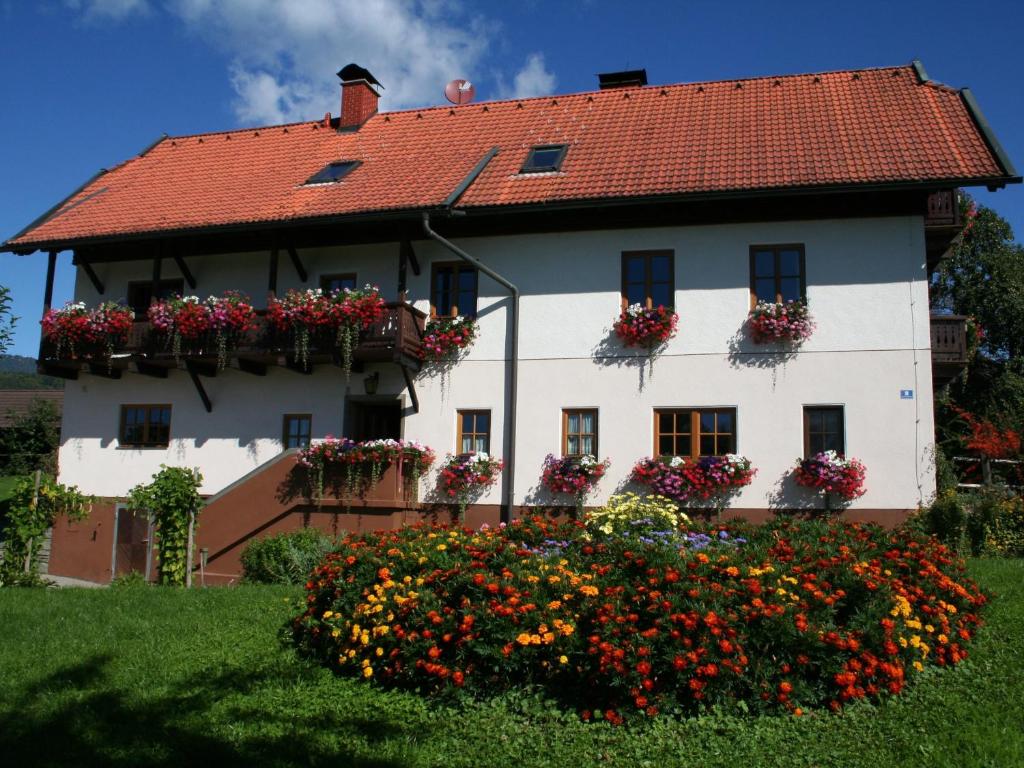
[0, 561, 1021, 768]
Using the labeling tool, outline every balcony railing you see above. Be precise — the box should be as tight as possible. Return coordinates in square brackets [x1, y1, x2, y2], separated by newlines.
[925, 189, 960, 228]
[40, 301, 426, 377]
[931, 314, 969, 386]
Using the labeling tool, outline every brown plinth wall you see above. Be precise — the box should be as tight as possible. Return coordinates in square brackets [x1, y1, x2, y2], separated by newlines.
[44, 451, 914, 585]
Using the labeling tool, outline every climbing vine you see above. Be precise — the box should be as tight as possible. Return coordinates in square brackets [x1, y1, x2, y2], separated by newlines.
[126, 465, 203, 586]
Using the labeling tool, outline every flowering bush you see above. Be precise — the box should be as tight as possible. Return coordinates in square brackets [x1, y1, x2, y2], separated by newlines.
[267, 285, 386, 372]
[631, 454, 756, 503]
[748, 300, 815, 344]
[584, 492, 688, 538]
[437, 452, 504, 518]
[298, 437, 435, 502]
[41, 301, 134, 359]
[293, 516, 987, 722]
[794, 451, 867, 502]
[148, 292, 256, 368]
[613, 304, 678, 349]
[541, 454, 609, 514]
[420, 316, 478, 363]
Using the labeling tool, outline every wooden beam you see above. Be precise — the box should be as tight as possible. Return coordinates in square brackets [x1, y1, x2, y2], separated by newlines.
[81, 262, 105, 295]
[287, 247, 308, 282]
[151, 253, 163, 301]
[43, 251, 57, 311]
[173, 255, 196, 289]
[404, 239, 421, 276]
[186, 361, 213, 412]
[400, 364, 420, 414]
[398, 240, 408, 299]
[268, 248, 279, 294]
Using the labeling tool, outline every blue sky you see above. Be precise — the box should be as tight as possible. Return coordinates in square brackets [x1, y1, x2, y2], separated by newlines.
[1, 0, 1021, 357]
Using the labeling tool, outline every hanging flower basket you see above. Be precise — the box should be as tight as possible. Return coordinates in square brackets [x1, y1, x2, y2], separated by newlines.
[748, 300, 815, 344]
[438, 452, 504, 518]
[631, 454, 755, 503]
[267, 285, 385, 373]
[793, 451, 867, 503]
[419, 315, 478, 363]
[148, 292, 256, 368]
[541, 454, 609, 516]
[613, 304, 678, 349]
[298, 436, 435, 503]
[41, 301, 134, 359]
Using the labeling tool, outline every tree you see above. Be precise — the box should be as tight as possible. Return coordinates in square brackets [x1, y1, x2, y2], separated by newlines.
[0, 398, 61, 476]
[0, 285, 16, 355]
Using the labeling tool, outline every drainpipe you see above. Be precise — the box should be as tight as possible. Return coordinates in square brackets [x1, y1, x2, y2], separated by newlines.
[422, 212, 519, 524]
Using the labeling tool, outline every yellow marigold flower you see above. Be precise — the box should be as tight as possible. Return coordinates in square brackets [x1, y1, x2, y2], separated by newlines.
[361, 658, 370, 667]
[559, 655, 569, 665]
[910, 635, 921, 648]
[331, 629, 340, 638]
[563, 594, 574, 601]
[376, 647, 384, 657]
[363, 666, 373, 678]
[543, 632, 555, 644]
[548, 601, 562, 610]
[925, 624, 935, 634]
[527, 575, 540, 584]
[418, 556, 427, 565]
[530, 634, 542, 645]
[938, 634, 949, 644]
[516, 633, 532, 646]
[437, 544, 447, 551]
[913, 661, 924, 672]
[547, 575, 561, 584]
[403, 575, 412, 584]
[579, 585, 599, 597]
[899, 637, 908, 648]
[323, 611, 334, 619]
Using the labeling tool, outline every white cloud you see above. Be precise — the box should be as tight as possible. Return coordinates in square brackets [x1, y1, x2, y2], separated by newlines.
[67, 0, 559, 125]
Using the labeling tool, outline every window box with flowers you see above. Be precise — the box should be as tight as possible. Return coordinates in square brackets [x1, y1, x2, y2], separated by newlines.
[419, 315, 479, 364]
[793, 450, 866, 508]
[541, 454, 609, 516]
[41, 301, 135, 361]
[148, 291, 256, 369]
[267, 285, 385, 373]
[747, 299, 815, 345]
[613, 304, 679, 350]
[298, 437, 435, 504]
[631, 454, 755, 508]
[437, 452, 504, 519]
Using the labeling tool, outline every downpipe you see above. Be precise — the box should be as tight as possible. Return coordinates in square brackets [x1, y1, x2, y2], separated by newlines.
[422, 212, 519, 524]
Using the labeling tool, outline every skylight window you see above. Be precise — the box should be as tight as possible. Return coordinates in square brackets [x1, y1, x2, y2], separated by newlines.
[305, 160, 361, 185]
[520, 144, 568, 174]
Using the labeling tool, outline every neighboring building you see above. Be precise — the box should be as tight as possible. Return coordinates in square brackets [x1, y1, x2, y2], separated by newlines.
[0, 389, 63, 429]
[2, 61, 1018, 583]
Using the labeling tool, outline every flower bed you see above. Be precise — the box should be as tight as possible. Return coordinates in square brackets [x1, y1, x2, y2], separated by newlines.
[613, 304, 678, 348]
[631, 454, 755, 503]
[41, 301, 134, 359]
[293, 514, 987, 723]
[148, 292, 256, 368]
[298, 437, 436, 502]
[748, 300, 815, 344]
[794, 451, 867, 502]
[420, 316, 478, 363]
[438, 452, 504, 517]
[541, 454, 609, 514]
[267, 285, 386, 372]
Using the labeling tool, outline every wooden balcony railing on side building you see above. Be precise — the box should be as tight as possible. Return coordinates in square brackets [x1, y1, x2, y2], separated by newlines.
[930, 314, 969, 387]
[39, 301, 426, 377]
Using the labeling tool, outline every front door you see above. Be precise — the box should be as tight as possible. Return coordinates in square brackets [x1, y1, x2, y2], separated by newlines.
[349, 401, 402, 442]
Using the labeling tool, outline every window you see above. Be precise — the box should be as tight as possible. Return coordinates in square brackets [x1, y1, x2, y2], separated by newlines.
[749, 244, 806, 307]
[120, 405, 171, 448]
[127, 279, 184, 315]
[282, 413, 312, 450]
[804, 406, 844, 456]
[654, 408, 736, 458]
[521, 144, 568, 173]
[431, 262, 478, 318]
[457, 410, 491, 454]
[622, 250, 674, 309]
[562, 409, 598, 457]
[305, 160, 361, 185]
[320, 273, 357, 293]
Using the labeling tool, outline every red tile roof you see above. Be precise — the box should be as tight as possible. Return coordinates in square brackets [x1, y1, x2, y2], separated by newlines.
[5, 64, 1016, 249]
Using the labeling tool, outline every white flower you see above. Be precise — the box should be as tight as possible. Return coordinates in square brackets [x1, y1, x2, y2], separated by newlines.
[669, 456, 685, 467]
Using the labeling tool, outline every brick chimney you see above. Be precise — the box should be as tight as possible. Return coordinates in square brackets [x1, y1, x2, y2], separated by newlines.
[337, 63, 383, 130]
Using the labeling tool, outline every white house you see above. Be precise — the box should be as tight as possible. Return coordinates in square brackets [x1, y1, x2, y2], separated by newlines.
[3, 61, 1017, 583]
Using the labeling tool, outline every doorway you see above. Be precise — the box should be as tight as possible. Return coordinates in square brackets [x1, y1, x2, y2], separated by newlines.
[112, 506, 152, 579]
[348, 400, 402, 441]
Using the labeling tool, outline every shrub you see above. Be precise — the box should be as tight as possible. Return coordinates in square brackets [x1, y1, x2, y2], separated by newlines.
[912, 487, 1024, 557]
[293, 516, 986, 722]
[126, 466, 203, 586]
[241, 528, 333, 585]
[584, 492, 688, 538]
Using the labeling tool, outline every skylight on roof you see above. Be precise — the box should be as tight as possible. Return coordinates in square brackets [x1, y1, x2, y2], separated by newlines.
[521, 144, 567, 174]
[305, 160, 361, 185]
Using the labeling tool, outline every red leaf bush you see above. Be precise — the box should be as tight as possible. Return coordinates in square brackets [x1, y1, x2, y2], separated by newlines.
[613, 304, 678, 348]
[292, 516, 987, 722]
[419, 316, 478, 363]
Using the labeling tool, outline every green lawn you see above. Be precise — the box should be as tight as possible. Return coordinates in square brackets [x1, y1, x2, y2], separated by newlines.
[0, 560, 1021, 768]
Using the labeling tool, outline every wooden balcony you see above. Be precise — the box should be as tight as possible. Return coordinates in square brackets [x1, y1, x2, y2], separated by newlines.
[39, 301, 426, 380]
[925, 189, 964, 271]
[931, 314, 969, 386]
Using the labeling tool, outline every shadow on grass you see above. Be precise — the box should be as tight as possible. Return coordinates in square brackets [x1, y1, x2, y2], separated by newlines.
[0, 653, 412, 768]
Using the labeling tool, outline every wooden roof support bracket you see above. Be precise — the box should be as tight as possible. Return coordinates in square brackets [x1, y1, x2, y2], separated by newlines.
[185, 360, 213, 413]
[400, 363, 419, 414]
[173, 254, 196, 289]
[79, 260, 106, 295]
[287, 247, 308, 282]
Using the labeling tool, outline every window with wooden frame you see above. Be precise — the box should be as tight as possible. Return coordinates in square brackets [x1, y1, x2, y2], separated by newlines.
[562, 409, 598, 457]
[119, 404, 171, 448]
[319, 273, 357, 293]
[126, 279, 184, 316]
[654, 408, 736, 458]
[803, 406, 845, 457]
[282, 413, 312, 450]
[456, 410, 491, 454]
[622, 250, 674, 309]
[749, 244, 806, 307]
[431, 261, 478, 318]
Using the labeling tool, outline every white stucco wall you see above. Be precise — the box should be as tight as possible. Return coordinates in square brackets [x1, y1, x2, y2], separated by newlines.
[59, 216, 936, 509]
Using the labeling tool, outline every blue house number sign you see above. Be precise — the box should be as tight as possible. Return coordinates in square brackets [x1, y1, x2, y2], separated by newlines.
[900, 389, 914, 400]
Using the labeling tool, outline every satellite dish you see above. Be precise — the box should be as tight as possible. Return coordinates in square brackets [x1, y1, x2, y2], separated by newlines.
[445, 79, 476, 105]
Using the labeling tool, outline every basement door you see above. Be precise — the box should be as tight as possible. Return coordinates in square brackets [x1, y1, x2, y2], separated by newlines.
[112, 506, 153, 579]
